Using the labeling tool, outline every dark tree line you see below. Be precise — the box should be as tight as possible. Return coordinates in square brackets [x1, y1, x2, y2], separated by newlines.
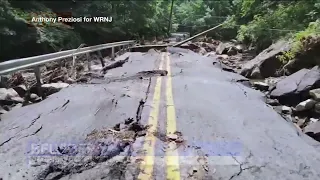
[0, 0, 319, 61]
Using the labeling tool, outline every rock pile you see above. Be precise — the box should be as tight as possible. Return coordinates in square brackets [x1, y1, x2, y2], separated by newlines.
[0, 82, 69, 116]
[253, 66, 320, 142]
[184, 36, 320, 143]
[240, 37, 320, 79]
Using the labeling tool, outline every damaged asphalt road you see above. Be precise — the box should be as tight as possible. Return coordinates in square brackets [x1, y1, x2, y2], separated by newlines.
[1, 49, 320, 180]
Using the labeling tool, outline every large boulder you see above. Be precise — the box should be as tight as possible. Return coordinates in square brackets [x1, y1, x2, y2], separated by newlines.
[41, 82, 69, 96]
[215, 42, 229, 55]
[252, 82, 269, 91]
[204, 43, 216, 52]
[270, 66, 320, 105]
[310, 88, 320, 100]
[0, 88, 24, 105]
[13, 84, 27, 97]
[305, 121, 320, 142]
[314, 102, 320, 113]
[0, 88, 19, 100]
[0, 76, 9, 88]
[282, 36, 320, 74]
[240, 40, 291, 78]
[295, 99, 316, 111]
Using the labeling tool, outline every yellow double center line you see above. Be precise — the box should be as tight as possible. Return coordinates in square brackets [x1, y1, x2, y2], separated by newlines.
[137, 52, 181, 180]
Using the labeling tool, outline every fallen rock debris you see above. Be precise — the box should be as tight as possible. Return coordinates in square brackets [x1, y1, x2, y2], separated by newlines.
[35, 114, 149, 180]
[101, 57, 129, 73]
[248, 65, 320, 142]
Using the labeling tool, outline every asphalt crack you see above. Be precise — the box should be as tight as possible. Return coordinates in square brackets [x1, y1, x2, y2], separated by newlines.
[136, 99, 144, 122]
[22, 114, 41, 131]
[49, 100, 70, 113]
[145, 77, 152, 102]
[229, 152, 267, 180]
[0, 137, 13, 147]
[61, 99, 70, 108]
[18, 125, 43, 140]
[0, 114, 41, 147]
[8, 126, 19, 130]
[135, 77, 152, 122]
[231, 80, 248, 97]
[265, 129, 285, 155]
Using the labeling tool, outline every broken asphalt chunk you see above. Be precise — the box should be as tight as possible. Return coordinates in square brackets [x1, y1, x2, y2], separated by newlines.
[125, 117, 134, 125]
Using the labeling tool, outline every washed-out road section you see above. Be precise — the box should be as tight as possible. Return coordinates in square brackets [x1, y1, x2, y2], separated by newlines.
[0, 48, 320, 180]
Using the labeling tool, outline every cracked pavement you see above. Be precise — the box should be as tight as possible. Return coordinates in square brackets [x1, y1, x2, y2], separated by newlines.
[1, 49, 320, 179]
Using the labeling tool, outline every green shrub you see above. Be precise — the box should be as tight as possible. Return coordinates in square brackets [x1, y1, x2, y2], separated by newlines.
[278, 20, 320, 63]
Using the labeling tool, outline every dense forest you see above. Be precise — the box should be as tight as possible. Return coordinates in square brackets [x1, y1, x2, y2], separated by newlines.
[0, 0, 319, 61]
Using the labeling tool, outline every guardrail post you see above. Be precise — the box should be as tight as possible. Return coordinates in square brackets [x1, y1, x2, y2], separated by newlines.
[86, 53, 91, 71]
[34, 66, 45, 99]
[97, 51, 105, 67]
[0, 76, 8, 88]
[111, 47, 115, 61]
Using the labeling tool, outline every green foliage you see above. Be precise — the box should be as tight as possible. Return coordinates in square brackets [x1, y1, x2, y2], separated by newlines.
[0, 0, 167, 61]
[278, 20, 320, 63]
[235, 1, 318, 50]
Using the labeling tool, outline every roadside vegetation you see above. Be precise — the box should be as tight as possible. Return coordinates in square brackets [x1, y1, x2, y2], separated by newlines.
[1, 0, 319, 61]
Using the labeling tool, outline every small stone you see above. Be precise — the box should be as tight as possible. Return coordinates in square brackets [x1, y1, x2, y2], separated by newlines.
[266, 98, 280, 106]
[137, 130, 146, 137]
[11, 96, 24, 103]
[235, 44, 244, 53]
[30, 93, 39, 100]
[295, 99, 316, 111]
[198, 47, 207, 55]
[310, 118, 319, 123]
[66, 78, 75, 84]
[282, 114, 293, 122]
[125, 118, 134, 125]
[188, 167, 198, 176]
[253, 82, 269, 91]
[282, 106, 292, 114]
[226, 46, 237, 56]
[217, 54, 229, 60]
[314, 103, 320, 113]
[113, 123, 120, 131]
[309, 88, 320, 101]
[13, 84, 27, 97]
[167, 134, 178, 140]
[0, 88, 19, 100]
[297, 118, 307, 127]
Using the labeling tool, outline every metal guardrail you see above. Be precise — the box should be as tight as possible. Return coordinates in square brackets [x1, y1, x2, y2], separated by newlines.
[0, 40, 135, 75]
[0, 40, 135, 99]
